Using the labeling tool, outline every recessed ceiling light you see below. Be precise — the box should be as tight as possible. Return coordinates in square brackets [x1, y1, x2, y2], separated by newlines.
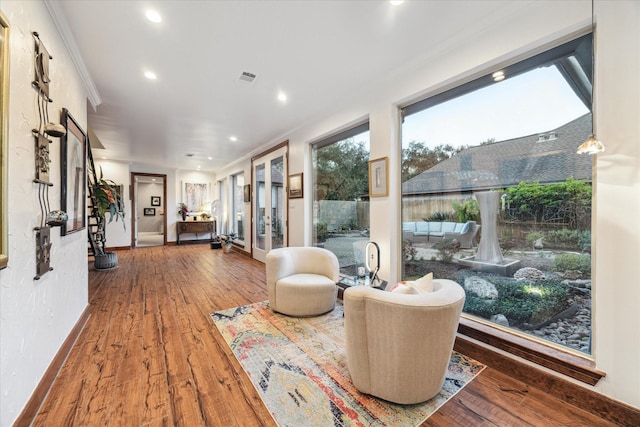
[492, 70, 505, 82]
[229, 136, 237, 142]
[207, 156, 213, 160]
[145, 10, 162, 23]
[390, 0, 404, 5]
[196, 166, 201, 170]
[277, 92, 287, 102]
[144, 70, 157, 80]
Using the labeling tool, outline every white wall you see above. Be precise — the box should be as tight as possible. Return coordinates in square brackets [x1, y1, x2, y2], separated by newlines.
[219, 1, 640, 408]
[0, 2, 90, 425]
[91, 161, 218, 245]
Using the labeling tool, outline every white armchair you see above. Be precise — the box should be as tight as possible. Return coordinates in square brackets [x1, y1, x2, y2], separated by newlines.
[266, 247, 340, 316]
[343, 279, 465, 404]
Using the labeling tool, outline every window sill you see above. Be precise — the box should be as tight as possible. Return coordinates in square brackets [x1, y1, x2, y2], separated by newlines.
[457, 316, 605, 386]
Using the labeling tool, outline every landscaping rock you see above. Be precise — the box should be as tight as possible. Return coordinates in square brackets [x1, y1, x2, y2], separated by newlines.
[513, 267, 545, 281]
[464, 276, 499, 299]
[490, 314, 510, 327]
[562, 270, 583, 280]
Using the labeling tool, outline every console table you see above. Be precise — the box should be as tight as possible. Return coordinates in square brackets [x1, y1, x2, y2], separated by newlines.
[176, 220, 215, 245]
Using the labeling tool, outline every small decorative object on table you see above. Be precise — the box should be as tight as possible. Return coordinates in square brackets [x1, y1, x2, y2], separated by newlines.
[178, 203, 189, 221]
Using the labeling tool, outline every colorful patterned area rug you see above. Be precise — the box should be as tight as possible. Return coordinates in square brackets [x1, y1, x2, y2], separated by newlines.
[211, 301, 485, 426]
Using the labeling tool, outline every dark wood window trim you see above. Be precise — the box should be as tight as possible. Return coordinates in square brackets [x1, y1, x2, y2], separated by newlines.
[458, 316, 605, 385]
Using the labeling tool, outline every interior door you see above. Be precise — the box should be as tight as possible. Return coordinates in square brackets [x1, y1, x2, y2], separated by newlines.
[252, 146, 287, 262]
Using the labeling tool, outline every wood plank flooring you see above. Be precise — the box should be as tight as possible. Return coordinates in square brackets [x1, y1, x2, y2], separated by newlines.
[31, 244, 617, 426]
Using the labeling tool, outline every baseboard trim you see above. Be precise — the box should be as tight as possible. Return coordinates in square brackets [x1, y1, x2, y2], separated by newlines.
[13, 306, 91, 427]
[454, 334, 640, 426]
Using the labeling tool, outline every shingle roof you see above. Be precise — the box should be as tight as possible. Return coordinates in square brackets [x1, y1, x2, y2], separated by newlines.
[402, 113, 592, 195]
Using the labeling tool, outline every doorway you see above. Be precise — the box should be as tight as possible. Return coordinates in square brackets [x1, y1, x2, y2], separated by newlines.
[252, 144, 287, 262]
[131, 173, 167, 247]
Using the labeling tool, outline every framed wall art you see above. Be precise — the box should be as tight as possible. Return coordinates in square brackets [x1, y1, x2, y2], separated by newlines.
[0, 12, 9, 268]
[243, 184, 251, 203]
[288, 173, 303, 199]
[182, 181, 210, 213]
[151, 196, 161, 206]
[60, 108, 87, 235]
[368, 157, 388, 197]
[144, 208, 156, 216]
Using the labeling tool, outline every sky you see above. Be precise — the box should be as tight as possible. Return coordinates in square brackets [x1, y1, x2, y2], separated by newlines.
[402, 65, 590, 149]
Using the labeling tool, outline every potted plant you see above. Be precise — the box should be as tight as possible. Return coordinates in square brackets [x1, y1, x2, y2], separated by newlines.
[221, 233, 236, 253]
[178, 203, 189, 221]
[92, 168, 126, 270]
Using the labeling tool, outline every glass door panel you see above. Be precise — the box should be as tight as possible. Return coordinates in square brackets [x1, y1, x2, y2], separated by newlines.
[255, 163, 266, 252]
[252, 146, 287, 262]
[271, 156, 284, 250]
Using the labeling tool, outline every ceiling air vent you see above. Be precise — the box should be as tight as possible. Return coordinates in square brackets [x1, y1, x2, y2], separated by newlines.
[239, 71, 257, 84]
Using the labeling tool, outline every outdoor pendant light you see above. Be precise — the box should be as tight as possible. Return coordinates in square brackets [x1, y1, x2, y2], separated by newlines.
[577, 0, 605, 155]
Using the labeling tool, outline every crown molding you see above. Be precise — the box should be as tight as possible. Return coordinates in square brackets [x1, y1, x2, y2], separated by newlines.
[44, 0, 102, 109]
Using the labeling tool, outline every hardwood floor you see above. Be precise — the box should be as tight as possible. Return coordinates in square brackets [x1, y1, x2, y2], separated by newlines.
[29, 245, 617, 426]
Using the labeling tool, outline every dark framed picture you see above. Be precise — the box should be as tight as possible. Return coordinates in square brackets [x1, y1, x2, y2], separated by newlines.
[60, 108, 87, 235]
[288, 173, 303, 199]
[151, 196, 161, 206]
[144, 208, 155, 216]
[243, 184, 251, 203]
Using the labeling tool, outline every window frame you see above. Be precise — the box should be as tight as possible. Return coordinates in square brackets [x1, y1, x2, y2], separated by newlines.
[311, 121, 370, 276]
[399, 32, 604, 384]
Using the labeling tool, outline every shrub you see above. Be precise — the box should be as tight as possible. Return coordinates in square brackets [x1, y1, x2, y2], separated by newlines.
[423, 212, 453, 222]
[316, 221, 328, 241]
[526, 232, 545, 247]
[552, 253, 591, 276]
[463, 278, 570, 327]
[452, 199, 479, 223]
[432, 238, 460, 262]
[402, 240, 417, 261]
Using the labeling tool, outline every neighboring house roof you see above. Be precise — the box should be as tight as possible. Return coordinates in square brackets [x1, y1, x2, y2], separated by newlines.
[402, 113, 593, 196]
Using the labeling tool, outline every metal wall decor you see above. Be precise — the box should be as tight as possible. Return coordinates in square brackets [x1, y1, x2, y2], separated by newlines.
[31, 32, 67, 279]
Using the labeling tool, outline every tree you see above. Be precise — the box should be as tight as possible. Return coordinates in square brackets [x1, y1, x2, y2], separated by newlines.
[402, 141, 466, 181]
[315, 139, 369, 201]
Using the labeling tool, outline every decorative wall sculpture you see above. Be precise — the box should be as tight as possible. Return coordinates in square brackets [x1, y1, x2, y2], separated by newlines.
[31, 32, 66, 279]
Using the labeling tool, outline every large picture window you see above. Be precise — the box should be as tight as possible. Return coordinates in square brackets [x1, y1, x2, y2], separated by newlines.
[401, 34, 593, 355]
[312, 123, 370, 276]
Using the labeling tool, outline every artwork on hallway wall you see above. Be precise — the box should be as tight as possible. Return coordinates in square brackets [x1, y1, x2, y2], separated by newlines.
[288, 173, 303, 199]
[151, 196, 161, 206]
[368, 157, 388, 197]
[243, 184, 251, 203]
[60, 109, 87, 235]
[0, 13, 9, 269]
[182, 181, 210, 213]
[144, 208, 155, 216]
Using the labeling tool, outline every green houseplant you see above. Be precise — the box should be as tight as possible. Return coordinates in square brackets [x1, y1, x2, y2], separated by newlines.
[92, 168, 126, 269]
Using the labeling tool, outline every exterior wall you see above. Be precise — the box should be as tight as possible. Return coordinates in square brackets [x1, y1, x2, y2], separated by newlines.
[219, 1, 640, 409]
[0, 2, 90, 425]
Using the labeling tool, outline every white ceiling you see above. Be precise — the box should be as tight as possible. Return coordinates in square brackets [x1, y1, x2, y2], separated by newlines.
[53, 1, 516, 172]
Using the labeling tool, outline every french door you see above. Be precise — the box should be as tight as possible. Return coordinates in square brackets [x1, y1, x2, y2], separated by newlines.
[252, 146, 287, 262]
